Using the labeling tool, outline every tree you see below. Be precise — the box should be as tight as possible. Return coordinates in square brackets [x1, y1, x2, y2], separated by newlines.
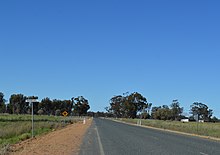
[0, 92, 6, 113]
[109, 95, 124, 117]
[109, 92, 149, 118]
[170, 100, 183, 121]
[151, 106, 161, 119]
[211, 116, 219, 123]
[190, 102, 213, 122]
[9, 94, 27, 114]
[151, 105, 172, 120]
[62, 100, 73, 115]
[72, 96, 90, 116]
[51, 99, 63, 115]
[33, 101, 39, 115]
[126, 92, 148, 118]
[160, 107, 172, 120]
[38, 97, 52, 115]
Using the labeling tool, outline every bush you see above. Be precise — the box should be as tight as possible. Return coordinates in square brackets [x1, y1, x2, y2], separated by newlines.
[37, 109, 44, 115]
[19, 133, 31, 141]
[55, 109, 61, 116]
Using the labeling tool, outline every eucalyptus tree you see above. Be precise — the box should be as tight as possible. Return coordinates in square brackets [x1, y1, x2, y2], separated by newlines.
[0, 92, 6, 113]
[190, 102, 213, 122]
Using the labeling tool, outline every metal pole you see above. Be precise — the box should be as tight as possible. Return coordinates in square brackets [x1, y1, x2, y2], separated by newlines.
[26, 96, 38, 139]
[32, 102, 34, 138]
[197, 114, 199, 134]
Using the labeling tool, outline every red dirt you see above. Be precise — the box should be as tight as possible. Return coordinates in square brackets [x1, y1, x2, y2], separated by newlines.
[9, 119, 92, 155]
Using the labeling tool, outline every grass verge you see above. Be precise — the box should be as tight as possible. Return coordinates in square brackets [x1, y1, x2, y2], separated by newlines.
[0, 114, 83, 154]
[119, 118, 220, 138]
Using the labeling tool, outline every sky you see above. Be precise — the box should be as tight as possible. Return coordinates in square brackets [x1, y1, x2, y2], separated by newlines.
[0, 0, 220, 117]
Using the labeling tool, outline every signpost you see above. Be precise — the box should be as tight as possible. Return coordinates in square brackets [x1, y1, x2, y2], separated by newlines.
[62, 111, 68, 125]
[26, 96, 38, 138]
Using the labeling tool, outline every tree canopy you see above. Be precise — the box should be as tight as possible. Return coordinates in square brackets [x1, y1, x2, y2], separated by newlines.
[190, 102, 213, 122]
[0, 92, 6, 113]
[2, 93, 90, 116]
[72, 96, 90, 116]
[109, 92, 149, 118]
[0, 91, 218, 122]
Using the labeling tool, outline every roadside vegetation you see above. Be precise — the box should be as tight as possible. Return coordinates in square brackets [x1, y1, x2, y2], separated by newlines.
[0, 93, 90, 117]
[105, 92, 219, 123]
[99, 92, 220, 138]
[0, 114, 83, 154]
[120, 118, 220, 138]
[0, 92, 91, 154]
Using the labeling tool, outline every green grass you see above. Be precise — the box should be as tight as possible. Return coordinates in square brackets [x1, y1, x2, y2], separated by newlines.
[120, 118, 220, 138]
[0, 114, 63, 122]
[0, 114, 83, 153]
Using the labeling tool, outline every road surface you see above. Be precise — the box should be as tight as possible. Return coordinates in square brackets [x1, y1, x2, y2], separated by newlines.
[79, 118, 220, 155]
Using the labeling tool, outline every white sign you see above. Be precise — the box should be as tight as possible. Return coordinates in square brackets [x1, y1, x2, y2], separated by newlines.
[26, 99, 38, 103]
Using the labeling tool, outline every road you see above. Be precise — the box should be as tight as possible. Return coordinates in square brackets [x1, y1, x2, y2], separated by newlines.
[79, 118, 220, 155]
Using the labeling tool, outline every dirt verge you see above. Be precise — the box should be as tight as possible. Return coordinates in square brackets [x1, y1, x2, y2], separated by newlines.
[9, 118, 92, 155]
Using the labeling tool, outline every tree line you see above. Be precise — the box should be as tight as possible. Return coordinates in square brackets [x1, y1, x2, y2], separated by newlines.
[1, 91, 219, 122]
[0, 92, 90, 116]
[107, 92, 219, 122]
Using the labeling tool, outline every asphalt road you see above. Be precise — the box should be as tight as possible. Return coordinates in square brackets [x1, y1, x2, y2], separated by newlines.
[79, 118, 220, 155]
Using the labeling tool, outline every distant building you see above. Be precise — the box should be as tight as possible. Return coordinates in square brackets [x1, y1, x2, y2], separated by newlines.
[181, 119, 189, 123]
[199, 120, 204, 123]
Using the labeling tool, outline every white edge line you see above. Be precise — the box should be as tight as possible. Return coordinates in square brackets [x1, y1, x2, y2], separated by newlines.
[200, 152, 209, 155]
[95, 127, 105, 155]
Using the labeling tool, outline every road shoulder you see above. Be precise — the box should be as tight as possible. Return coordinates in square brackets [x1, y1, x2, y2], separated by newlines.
[9, 118, 92, 155]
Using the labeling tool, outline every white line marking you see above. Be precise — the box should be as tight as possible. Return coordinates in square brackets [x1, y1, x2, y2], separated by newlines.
[95, 127, 105, 155]
[200, 152, 209, 155]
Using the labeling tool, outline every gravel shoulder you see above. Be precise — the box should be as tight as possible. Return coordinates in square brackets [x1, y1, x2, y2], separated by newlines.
[9, 118, 92, 155]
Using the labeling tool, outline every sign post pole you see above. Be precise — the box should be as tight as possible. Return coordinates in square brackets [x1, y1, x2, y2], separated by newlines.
[32, 102, 34, 138]
[26, 96, 38, 138]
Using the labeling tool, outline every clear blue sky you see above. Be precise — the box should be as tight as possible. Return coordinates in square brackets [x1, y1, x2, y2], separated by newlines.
[0, 0, 220, 117]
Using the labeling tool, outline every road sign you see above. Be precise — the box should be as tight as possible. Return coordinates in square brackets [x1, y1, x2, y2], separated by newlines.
[26, 98, 38, 103]
[62, 111, 68, 117]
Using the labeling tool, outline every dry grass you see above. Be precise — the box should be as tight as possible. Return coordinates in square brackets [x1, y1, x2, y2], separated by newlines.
[121, 118, 220, 138]
[0, 114, 83, 152]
